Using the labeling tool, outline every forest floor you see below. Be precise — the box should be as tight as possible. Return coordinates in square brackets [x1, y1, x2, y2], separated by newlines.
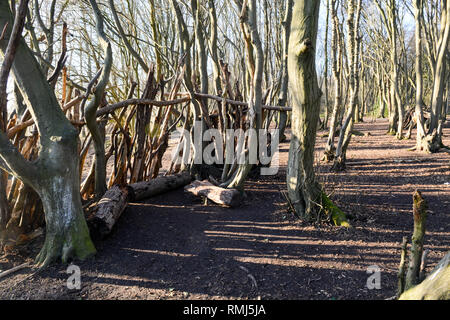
[0, 118, 449, 300]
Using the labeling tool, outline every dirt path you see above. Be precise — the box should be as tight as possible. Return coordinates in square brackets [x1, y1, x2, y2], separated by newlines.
[0, 119, 449, 300]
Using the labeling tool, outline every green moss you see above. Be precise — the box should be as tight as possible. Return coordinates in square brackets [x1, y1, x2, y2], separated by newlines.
[321, 193, 351, 227]
[387, 130, 397, 136]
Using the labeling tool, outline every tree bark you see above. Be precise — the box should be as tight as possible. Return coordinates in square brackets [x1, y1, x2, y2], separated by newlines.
[332, 0, 362, 171]
[185, 180, 242, 207]
[225, 0, 264, 191]
[286, 0, 323, 220]
[323, 0, 341, 162]
[405, 190, 428, 290]
[414, 0, 427, 151]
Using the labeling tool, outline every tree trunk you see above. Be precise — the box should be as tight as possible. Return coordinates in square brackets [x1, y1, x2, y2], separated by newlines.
[332, 0, 362, 171]
[428, 0, 449, 142]
[84, 0, 113, 198]
[277, 0, 293, 142]
[129, 172, 192, 202]
[323, 0, 341, 162]
[225, 0, 264, 191]
[399, 251, 450, 300]
[286, 0, 323, 221]
[414, 0, 427, 151]
[87, 186, 129, 239]
[36, 172, 96, 266]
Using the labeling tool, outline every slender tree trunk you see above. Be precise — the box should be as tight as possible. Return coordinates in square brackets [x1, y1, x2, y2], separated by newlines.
[414, 0, 427, 151]
[322, 0, 330, 130]
[277, 0, 293, 142]
[428, 0, 450, 139]
[84, 0, 113, 198]
[208, 0, 222, 95]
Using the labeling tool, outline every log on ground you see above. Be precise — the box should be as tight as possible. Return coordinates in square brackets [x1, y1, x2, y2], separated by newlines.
[185, 180, 242, 207]
[87, 173, 192, 238]
[87, 186, 129, 239]
[129, 172, 192, 201]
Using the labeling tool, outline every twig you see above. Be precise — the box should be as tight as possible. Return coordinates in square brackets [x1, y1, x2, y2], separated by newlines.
[0, 262, 30, 280]
[307, 276, 322, 285]
[0, 23, 8, 40]
[248, 274, 258, 289]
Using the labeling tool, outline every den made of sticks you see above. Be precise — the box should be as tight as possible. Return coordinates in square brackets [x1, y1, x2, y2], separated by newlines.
[0, 0, 449, 301]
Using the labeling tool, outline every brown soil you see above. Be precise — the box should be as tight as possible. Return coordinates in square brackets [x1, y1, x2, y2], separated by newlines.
[0, 118, 449, 300]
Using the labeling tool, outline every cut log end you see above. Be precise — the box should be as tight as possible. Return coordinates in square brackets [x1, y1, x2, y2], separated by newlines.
[87, 186, 129, 239]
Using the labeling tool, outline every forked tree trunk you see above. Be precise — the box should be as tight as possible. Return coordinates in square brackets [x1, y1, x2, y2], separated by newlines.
[277, 0, 293, 142]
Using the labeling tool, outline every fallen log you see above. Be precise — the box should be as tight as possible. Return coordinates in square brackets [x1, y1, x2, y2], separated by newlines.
[185, 180, 242, 207]
[399, 251, 450, 300]
[87, 186, 129, 238]
[87, 172, 192, 238]
[129, 172, 192, 201]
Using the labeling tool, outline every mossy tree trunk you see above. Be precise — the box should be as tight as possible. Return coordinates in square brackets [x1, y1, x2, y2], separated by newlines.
[0, 0, 95, 266]
[405, 190, 428, 290]
[286, 0, 349, 226]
